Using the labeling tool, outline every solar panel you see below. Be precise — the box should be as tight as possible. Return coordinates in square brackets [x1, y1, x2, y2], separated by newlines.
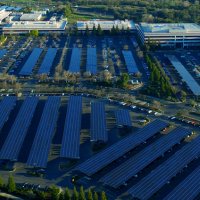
[38, 48, 57, 75]
[163, 166, 200, 200]
[122, 50, 139, 74]
[115, 109, 132, 127]
[0, 96, 17, 132]
[90, 101, 107, 142]
[127, 135, 200, 200]
[68, 48, 82, 73]
[86, 48, 97, 74]
[26, 96, 60, 168]
[100, 127, 191, 188]
[0, 97, 38, 161]
[75, 119, 168, 176]
[0, 49, 7, 60]
[60, 95, 82, 159]
[167, 55, 200, 96]
[19, 48, 43, 76]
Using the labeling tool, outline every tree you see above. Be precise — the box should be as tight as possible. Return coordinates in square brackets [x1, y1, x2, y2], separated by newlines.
[72, 186, 79, 200]
[126, 26, 130, 35]
[7, 174, 16, 193]
[190, 99, 197, 107]
[87, 189, 93, 200]
[85, 24, 89, 36]
[118, 73, 129, 88]
[64, 3, 72, 17]
[0, 176, 4, 188]
[29, 30, 39, 37]
[97, 24, 103, 36]
[101, 191, 107, 200]
[35, 191, 47, 200]
[111, 25, 116, 35]
[94, 192, 98, 200]
[115, 25, 120, 34]
[59, 192, 64, 200]
[64, 187, 71, 200]
[50, 185, 60, 200]
[79, 186, 86, 200]
[92, 25, 96, 35]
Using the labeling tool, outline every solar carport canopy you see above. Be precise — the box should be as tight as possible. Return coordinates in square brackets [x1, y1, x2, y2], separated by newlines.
[127, 135, 200, 200]
[0, 49, 7, 60]
[100, 127, 191, 188]
[90, 101, 107, 142]
[27, 96, 60, 168]
[19, 48, 43, 76]
[163, 165, 200, 200]
[38, 48, 57, 75]
[122, 50, 139, 74]
[167, 55, 200, 96]
[86, 47, 97, 74]
[60, 95, 82, 159]
[75, 119, 168, 176]
[68, 48, 82, 73]
[115, 109, 132, 127]
[0, 97, 38, 161]
[0, 96, 17, 131]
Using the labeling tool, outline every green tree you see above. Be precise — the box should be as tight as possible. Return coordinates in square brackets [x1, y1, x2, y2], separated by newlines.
[101, 191, 107, 200]
[92, 25, 96, 35]
[97, 24, 103, 36]
[64, 3, 72, 17]
[64, 187, 71, 200]
[59, 192, 64, 200]
[126, 26, 130, 35]
[7, 174, 16, 193]
[50, 185, 60, 200]
[86, 24, 89, 36]
[79, 186, 86, 200]
[94, 192, 98, 200]
[35, 191, 47, 200]
[111, 25, 116, 35]
[87, 189, 93, 200]
[115, 25, 120, 34]
[72, 186, 79, 200]
[29, 30, 39, 37]
[0, 176, 4, 188]
[118, 73, 129, 88]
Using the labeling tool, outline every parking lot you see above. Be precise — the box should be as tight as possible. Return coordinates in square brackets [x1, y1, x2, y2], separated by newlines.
[153, 50, 200, 96]
[0, 94, 200, 199]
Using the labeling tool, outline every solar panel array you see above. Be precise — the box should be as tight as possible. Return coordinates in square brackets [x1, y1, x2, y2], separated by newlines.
[68, 48, 82, 73]
[86, 48, 97, 74]
[60, 96, 82, 159]
[0, 96, 17, 132]
[19, 48, 43, 76]
[100, 127, 191, 188]
[122, 50, 139, 74]
[167, 55, 200, 96]
[90, 101, 107, 142]
[38, 48, 57, 75]
[127, 135, 200, 200]
[27, 96, 60, 168]
[75, 119, 168, 176]
[163, 166, 200, 200]
[0, 49, 7, 60]
[0, 97, 38, 161]
[115, 109, 132, 127]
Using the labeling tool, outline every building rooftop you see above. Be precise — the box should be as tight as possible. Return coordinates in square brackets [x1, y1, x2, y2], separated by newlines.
[20, 13, 42, 21]
[77, 19, 135, 30]
[0, 11, 11, 22]
[3, 20, 67, 31]
[140, 23, 200, 34]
